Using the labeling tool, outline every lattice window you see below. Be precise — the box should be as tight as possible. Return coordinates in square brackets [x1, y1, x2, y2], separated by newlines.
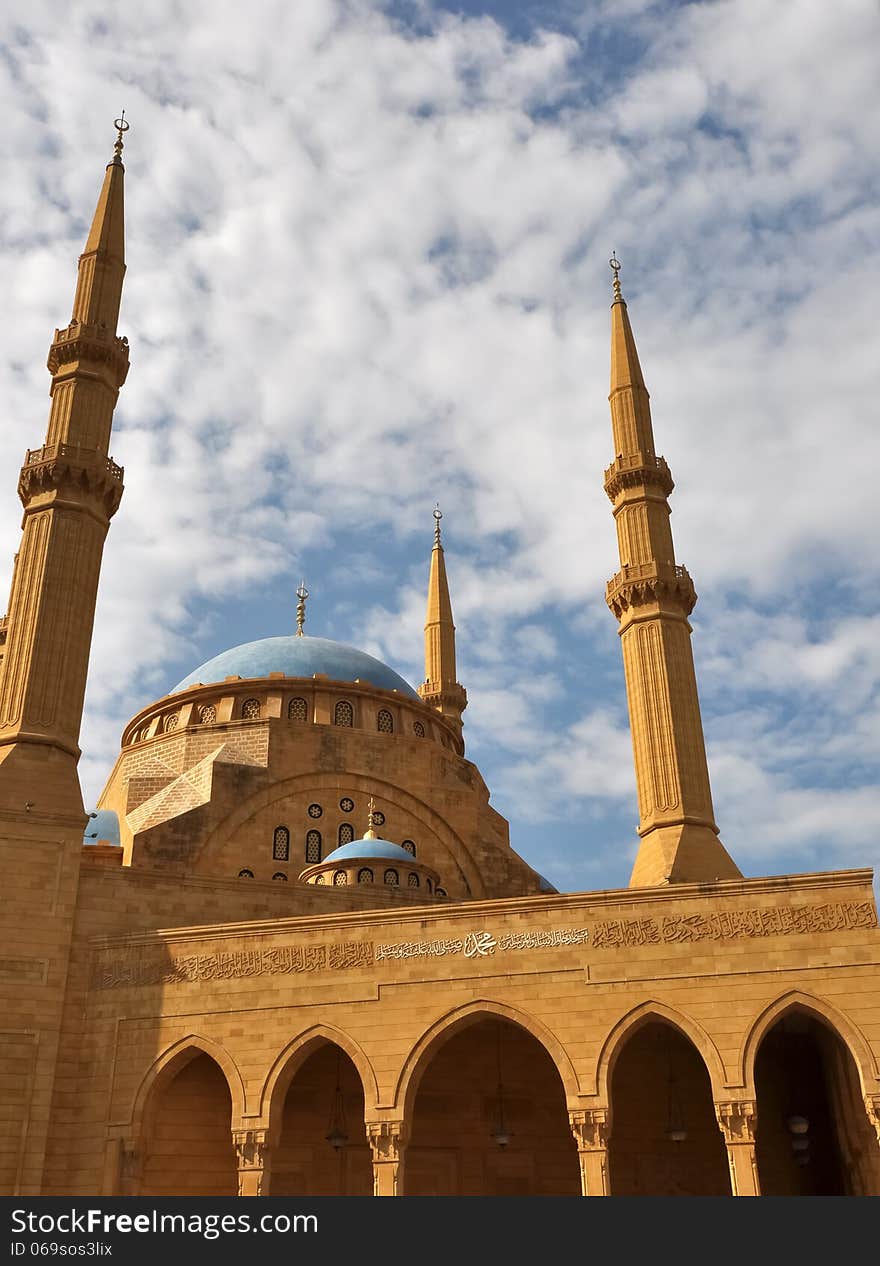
[413, 720, 425, 737]
[339, 797, 354, 812]
[238, 869, 254, 879]
[334, 870, 347, 887]
[334, 700, 354, 727]
[315, 875, 326, 885]
[402, 840, 416, 857]
[288, 696, 308, 722]
[199, 704, 216, 724]
[339, 823, 355, 846]
[163, 713, 179, 733]
[273, 826, 290, 861]
[357, 868, 374, 884]
[407, 872, 419, 888]
[435, 887, 447, 897]
[272, 872, 288, 881]
[377, 709, 393, 734]
[242, 698, 261, 719]
[307, 803, 323, 819]
[372, 810, 385, 827]
[384, 869, 399, 886]
[305, 830, 322, 864]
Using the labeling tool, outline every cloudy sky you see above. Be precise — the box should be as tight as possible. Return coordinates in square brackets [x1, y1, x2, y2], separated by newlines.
[1, 0, 878, 895]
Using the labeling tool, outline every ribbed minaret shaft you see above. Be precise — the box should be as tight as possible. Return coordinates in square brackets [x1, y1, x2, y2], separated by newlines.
[418, 508, 467, 732]
[604, 263, 740, 886]
[0, 128, 129, 777]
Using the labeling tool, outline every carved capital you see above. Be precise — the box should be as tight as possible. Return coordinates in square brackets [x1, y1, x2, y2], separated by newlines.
[569, 1108, 609, 1151]
[18, 443, 124, 518]
[864, 1093, 880, 1145]
[47, 320, 130, 386]
[233, 1128, 268, 1169]
[606, 561, 697, 619]
[715, 1100, 757, 1145]
[367, 1120, 407, 1163]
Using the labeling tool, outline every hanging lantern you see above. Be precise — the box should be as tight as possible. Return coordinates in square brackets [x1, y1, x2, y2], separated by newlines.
[325, 1049, 349, 1151]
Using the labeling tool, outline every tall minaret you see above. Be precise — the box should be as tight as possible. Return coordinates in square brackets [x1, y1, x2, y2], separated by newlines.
[0, 122, 131, 1197]
[0, 117, 129, 806]
[603, 255, 740, 887]
[418, 506, 467, 733]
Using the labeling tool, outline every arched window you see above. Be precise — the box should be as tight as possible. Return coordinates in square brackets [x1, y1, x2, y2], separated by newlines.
[238, 869, 254, 879]
[377, 709, 393, 734]
[402, 840, 416, 857]
[339, 823, 355, 846]
[334, 700, 354, 727]
[435, 887, 447, 897]
[272, 826, 290, 861]
[384, 869, 399, 886]
[315, 875, 326, 885]
[407, 872, 419, 888]
[199, 704, 216, 724]
[288, 697, 308, 722]
[272, 872, 288, 881]
[357, 868, 374, 884]
[242, 698, 261, 719]
[333, 871, 347, 887]
[163, 713, 179, 733]
[305, 830, 321, 864]
[413, 721, 425, 737]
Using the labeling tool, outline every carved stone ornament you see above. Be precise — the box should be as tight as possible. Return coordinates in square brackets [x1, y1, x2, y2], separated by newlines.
[569, 1108, 609, 1151]
[603, 452, 674, 502]
[606, 561, 697, 619]
[233, 1128, 268, 1169]
[715, 1100, 757, 1145]
[47, 319, 130, 386]
[120, 1141, 142, 1181]
[18, 443, 124, 518]
[367, 1121, 407, 1163]
[864, 1093, 880, 1146]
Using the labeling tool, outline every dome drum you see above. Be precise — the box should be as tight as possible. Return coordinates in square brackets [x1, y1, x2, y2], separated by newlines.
[300, 836, 443, 897]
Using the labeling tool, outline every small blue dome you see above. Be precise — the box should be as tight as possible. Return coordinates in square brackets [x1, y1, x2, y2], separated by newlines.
[171, 634, 421, 700]
[84, 809, 120, 846]
[319, 838, 418, 865]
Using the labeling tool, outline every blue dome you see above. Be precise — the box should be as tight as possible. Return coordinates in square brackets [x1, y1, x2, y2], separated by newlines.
[319, 838, 418, 865]
[171, 634, 421, 700]
[84, 809, 120, 846]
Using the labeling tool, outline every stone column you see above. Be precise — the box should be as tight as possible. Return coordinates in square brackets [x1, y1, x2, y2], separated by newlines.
[569, 1108, 610, 1196]
[367, 1121, 407, 1196]
[233, 1128, 271, 1197]
[715, 1101, 760, 1196]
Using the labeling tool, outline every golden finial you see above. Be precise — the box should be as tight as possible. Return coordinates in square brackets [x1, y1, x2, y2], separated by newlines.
[295, 581, 309, 636]
[365, 796, 378, 839]
[433, 503, 443, 548]
[609, 251, 623, 302]
[112, 111, 129, 166]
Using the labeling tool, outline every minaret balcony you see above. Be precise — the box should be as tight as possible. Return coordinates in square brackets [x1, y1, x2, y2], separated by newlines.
[47, 320, 130, 386]
[605, 561, 697, 619]
[603, 452, 674, 502]
[18, 443, 125, 517]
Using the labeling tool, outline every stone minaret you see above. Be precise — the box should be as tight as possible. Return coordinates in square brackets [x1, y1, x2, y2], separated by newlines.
[0, 124, 130, 1195]
[603, 256, 740, 887]
[418, 506, 467, 734]
[0, 120, 129, 806]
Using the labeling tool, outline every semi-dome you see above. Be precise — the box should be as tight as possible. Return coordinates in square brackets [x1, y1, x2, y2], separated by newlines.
[321, 838, 417, 865]
[171, 634, 421, 700]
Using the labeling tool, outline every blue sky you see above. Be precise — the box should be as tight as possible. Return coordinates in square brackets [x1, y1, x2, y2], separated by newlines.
[0, 0, 878, 895]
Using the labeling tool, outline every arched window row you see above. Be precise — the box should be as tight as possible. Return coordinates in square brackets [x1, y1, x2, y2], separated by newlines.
[131, 702, 448, 745]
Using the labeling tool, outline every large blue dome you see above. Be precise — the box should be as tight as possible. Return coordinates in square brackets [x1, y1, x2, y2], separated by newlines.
[170, 634, 421, 700]
[320, 838, 419, 865]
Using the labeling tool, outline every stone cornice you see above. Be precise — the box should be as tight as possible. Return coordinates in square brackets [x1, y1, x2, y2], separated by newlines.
[603, 451, 674, 502]
[47, 320, 129, 386]
[606, 560, 697, 618]
[18, 443, 124, 518]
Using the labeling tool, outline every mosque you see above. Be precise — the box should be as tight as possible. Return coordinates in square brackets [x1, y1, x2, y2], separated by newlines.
[0, 123, 878, 1199]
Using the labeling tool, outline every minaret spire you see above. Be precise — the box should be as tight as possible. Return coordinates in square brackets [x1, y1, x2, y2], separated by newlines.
[0, 120, 130, 802]
[417, 505, 467, 733]
[603, 255, 740, 886]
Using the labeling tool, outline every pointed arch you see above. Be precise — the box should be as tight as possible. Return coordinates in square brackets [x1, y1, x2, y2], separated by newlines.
[594, 1000, 728, 1103]
[739, 990, 879, 1098]
[259, 1024, 379, 1140]
[393, 999, 580, 1117]
[127, 1034, 246, 1138]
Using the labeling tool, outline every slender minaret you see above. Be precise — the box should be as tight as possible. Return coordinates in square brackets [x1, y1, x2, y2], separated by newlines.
[418, 506, 467, 733]
[603, 255, 740, 887]
[0, 118, 129, 803]
[0, 122, 131, 1197]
